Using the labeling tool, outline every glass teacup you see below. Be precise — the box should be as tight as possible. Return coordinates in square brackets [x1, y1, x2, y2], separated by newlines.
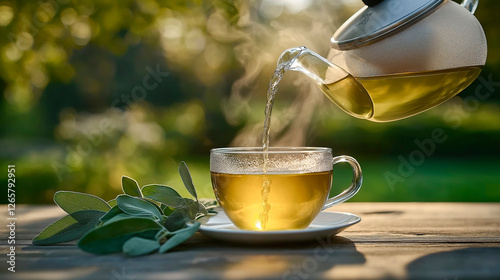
[210, 147, 362, 231]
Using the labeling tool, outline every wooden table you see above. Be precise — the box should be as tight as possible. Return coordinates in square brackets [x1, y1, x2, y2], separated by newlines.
[1, 203, 499, 279]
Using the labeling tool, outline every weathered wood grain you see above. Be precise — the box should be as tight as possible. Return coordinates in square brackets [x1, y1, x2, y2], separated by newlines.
[1, 203, 499, 279]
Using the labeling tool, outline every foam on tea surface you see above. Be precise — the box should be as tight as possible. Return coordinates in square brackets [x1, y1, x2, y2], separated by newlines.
[210, 149, 332, 175]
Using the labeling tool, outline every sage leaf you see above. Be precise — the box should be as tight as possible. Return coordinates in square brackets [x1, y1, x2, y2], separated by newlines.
[159, 222, 200, 254]
[179, 161, 197, 200]
[123, 237, 160, 256]
[100, 205, 124, 223]
[161, 204, 175, 216]
[122, 176, 142, 197]
[33, 210, 105, 246]
[196, 215, 211, 225]
[184, 198, 208, 219]
[199, 198, 218, 209]
[146, 198, 164, 215]
[163, 199, 206, 231]
[116, 194, 163, 221]
[54, 191, 110, 214]
[78, 217, 163, 254]
[142, 184, 186, 208]
[164, 208, 191, 231]
[155, 228, 168, 240]
[102, 213, 133, 225]
[34, 166, 206, 256]
[107, 199, 117, 207]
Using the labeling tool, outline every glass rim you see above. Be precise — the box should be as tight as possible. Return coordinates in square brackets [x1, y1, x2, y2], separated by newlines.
[210, 147, 332, 154]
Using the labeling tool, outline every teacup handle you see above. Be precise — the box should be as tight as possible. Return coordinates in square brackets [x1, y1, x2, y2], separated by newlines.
[322, 156, 363, 210]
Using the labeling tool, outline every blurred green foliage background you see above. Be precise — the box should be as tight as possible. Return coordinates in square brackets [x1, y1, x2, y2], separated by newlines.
[1, 0, 499, 204]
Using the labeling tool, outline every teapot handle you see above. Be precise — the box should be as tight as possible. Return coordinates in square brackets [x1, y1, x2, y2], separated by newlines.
[461, 0, 479, 14]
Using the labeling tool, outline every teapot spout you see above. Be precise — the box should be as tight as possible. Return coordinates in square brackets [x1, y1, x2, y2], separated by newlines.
[279, 47, 348, 86]
[278, 47, 374, 120]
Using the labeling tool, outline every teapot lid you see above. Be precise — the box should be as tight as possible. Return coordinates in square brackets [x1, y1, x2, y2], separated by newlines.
[331, 0, 444, 50]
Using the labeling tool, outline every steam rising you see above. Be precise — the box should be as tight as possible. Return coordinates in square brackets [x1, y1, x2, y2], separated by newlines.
[226, 0, 349, 147]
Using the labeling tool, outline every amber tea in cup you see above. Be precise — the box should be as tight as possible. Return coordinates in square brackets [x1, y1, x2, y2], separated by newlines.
[210, 147, 362, 231]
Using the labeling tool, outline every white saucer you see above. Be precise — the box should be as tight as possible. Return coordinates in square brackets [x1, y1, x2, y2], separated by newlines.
[198, 211, 361, 244]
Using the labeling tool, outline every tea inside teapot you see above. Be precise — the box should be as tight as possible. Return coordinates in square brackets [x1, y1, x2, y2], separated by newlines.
[352, 67, 481, 122]
[285, 47, 481, 122]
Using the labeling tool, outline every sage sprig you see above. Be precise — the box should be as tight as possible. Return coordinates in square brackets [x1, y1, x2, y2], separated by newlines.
[33, 162, 215, 256]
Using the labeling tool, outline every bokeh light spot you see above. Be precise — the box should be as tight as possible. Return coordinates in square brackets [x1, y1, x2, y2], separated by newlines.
[0, 5, 14, 26]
